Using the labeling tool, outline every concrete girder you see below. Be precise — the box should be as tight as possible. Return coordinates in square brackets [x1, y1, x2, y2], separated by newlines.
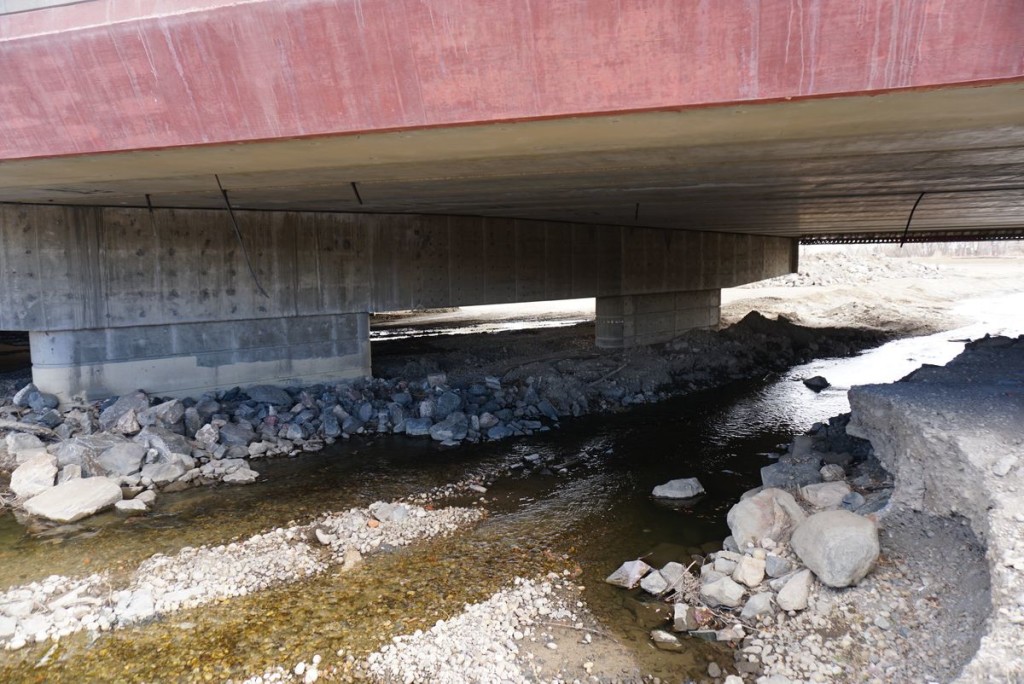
[0, 204, 795, 400]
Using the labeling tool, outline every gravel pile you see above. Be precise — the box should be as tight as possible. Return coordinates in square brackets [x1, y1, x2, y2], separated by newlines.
[0, 502, 482, 651]
[365, 577, 575, 684]
[745, 251, 942, 288]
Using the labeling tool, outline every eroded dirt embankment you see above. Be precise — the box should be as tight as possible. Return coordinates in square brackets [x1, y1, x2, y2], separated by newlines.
[848, 336, 1024, 682]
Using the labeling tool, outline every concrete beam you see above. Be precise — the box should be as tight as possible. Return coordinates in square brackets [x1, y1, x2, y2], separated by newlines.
[0, 204, 795, 399]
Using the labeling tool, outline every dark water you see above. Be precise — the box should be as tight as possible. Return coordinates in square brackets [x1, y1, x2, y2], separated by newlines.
[2, 294, 1022, 681]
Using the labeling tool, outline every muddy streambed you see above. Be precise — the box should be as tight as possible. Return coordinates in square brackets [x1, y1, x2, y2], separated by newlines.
[1, 294, 1022, 682]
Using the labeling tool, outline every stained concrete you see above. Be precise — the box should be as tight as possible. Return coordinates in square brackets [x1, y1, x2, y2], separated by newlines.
[595, 290, 721, 349]
[0, 204, 794, 400]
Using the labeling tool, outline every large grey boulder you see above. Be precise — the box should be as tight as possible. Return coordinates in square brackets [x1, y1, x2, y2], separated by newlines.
[740, 592, 775, 620]
[403, 417, 433, 436]
[99, 391, 150, 431]
[245, 385, 292, 405]
[12, 383, 38, 408]
[726, 488, 807, 548]
[222, 467, 259, 484]
[95, 443, 147, 477]
[790, 510, 879, 587]
[652, 477, 705, 499]
[23, 477, 122, 523]
[10, 453, 58, 498]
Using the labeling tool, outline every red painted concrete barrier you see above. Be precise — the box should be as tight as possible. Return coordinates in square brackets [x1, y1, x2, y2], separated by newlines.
[1, 0, 1022, 160]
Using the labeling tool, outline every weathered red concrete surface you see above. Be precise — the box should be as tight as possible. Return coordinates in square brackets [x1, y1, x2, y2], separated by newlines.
[1, 0, 1022, 160]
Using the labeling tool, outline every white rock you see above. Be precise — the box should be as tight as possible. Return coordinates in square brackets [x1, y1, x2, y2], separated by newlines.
[23, 477, 123, 523]
[605, 560, 652, 589]
[650, 629, 682, 651]
[115, 499, 148, 515]
[819, 463, 846, 482]
[659, 561, 687, 590]
[799, 481, 852, 509]
[223, 467, 259, 484]
[776, 569, 813, 611]
[10, 452, 58, 498]
[732, 555, 766, 588]
[790, 510, 879, 587]
[726, 488, 806, 548]
[136, 490, 157, 506]
[5, 433, 46, 463]
[0, 616, 16, 638]
[651, 477, 705, 499]
[140, 461, 187, 486]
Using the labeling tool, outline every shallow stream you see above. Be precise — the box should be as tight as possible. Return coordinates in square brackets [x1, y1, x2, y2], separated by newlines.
[1, 292, 1022, 681]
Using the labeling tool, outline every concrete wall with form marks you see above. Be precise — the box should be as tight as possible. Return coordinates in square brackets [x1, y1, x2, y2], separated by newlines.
[0, 204, 796, 400]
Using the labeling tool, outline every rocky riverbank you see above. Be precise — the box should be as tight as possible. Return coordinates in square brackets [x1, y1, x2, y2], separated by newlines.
[0, 312, 888, 528]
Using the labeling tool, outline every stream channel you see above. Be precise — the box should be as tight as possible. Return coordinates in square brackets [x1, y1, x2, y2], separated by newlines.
[1, 292, 1022, 682]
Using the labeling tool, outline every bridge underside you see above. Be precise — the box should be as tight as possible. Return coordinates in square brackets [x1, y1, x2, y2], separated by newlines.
[0, 0, 1021, 401]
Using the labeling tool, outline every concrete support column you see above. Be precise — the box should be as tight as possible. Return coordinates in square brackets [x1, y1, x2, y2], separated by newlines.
[29, 313, 370, 403]
[595, 289, 720, 349]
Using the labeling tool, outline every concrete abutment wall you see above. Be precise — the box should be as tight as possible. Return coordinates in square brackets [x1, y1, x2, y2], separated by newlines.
[0, 204, 795, 400]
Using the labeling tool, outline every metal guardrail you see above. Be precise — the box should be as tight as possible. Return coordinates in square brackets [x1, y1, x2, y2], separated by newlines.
[0, 0, 94, 16]
[800, 228, 1024, 245]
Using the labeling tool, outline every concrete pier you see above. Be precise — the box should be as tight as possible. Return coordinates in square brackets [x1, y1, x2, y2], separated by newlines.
[595, 290, 721, 349]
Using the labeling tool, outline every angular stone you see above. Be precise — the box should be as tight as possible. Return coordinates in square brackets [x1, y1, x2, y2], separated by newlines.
[713, 557, 738, 575]
[650, 629, 682, 652]
[819, 463, 846, 482]
[245, 385, 292, 405]
[222, 467, 259, 484]
[23, 477, 122, 523]
[802, 376, 830, 392]
[99, 391, 150, 431]
[195, 423, 220, 450]
[404, 417, 432, 437]
[776, 569, 813, 611]
[137, 400, 185, 431]
[800, 481, 852, 509]
[4, 433, 46, 464]
[732, 556, 766, 588]
[12, 383, 38, 408]
[761, 461, 823, 489]
[700, 576, 745, 608]
[58, 464, 82, 484]
[434, 391, 462, 420]
[765, 554, 794, 578]
[114, 499, 148, 515]
[429, 412, 469, 442]
[659, 561, 688, 590]
[218, 422, 256, 447]
[134, 427, 191, 460]
[651, 477, 705, 499]
[672, 603, 700, 632]
[10, 453, 58, 498]
[605, 560, 652, 589]
[740, 592, 775, 620]
[28, 391, 59, 412]
[791, 510, 879, 587]
[487, 424, 514, 440]
[113, 409, 142, 435]
[726, 488, 807, 548]
[640, 570, 669, 595]
[95, 443, 147, 477]
[141, 461, 187, 486]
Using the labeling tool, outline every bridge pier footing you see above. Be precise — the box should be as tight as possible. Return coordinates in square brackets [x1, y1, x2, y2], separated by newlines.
[29, 313, 371, 403]
[594, 289, 721, 349]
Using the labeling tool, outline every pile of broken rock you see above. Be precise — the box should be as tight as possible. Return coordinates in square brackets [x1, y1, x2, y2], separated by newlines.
[607, 438, 885, 678]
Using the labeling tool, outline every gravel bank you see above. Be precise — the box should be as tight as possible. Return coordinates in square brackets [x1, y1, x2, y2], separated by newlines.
[0, 502, 482, 651]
